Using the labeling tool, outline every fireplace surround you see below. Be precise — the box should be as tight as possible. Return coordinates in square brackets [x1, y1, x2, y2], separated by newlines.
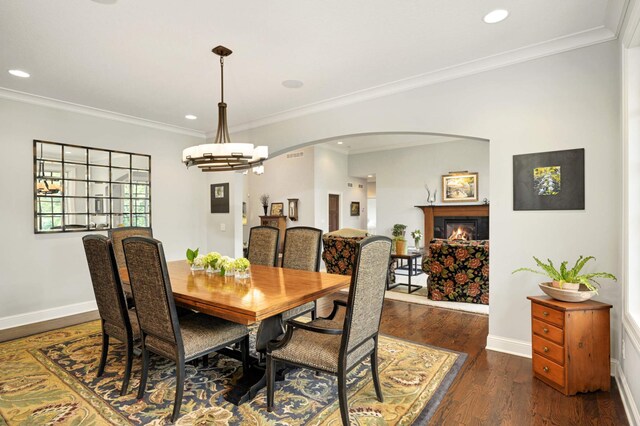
[416, 204, 490, 241]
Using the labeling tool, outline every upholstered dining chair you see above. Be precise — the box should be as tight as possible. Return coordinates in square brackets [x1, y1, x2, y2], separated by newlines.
[108, 226, 153, 272]
[247, 225, 279, 266]
[82, 234, 139, 396]
[280, 226, 323, 321]
[122, 236, 250, 423]
[266, 235, 392, 425]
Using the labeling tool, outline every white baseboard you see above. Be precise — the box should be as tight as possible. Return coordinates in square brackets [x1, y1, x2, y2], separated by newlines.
[0, 300, 98, 330]
[486, 334, 532, 358]
[615, 360, 640, 426]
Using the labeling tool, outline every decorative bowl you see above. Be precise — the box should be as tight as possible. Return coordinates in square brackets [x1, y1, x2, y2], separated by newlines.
[539, 282, 596, 303]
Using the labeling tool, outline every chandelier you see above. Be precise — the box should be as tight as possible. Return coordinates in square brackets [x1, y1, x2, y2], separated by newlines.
[182, 45, 268, 172]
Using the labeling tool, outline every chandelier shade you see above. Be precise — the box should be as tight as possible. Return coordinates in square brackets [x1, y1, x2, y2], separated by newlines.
[183, 45, 268, 172]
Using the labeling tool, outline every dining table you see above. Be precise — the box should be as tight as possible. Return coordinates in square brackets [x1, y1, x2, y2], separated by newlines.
[119, 260, 351, 404]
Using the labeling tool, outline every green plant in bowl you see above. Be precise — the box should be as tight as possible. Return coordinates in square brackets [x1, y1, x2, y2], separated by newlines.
[513, 256, 617, 293]
[186, 248, 199, 265]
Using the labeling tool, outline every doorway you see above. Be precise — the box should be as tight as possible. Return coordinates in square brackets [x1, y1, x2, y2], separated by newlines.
[328, 194, 340, 232]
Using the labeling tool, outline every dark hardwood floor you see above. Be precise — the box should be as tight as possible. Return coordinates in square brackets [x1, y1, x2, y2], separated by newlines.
[317, 294, 628, 426]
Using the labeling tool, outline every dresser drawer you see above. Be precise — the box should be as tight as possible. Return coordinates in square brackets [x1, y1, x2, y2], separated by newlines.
[532, 302, 564, 328]
[532, 318, 564, 345]
[533, 354, 565, 388]
[532, 334, 564, 365]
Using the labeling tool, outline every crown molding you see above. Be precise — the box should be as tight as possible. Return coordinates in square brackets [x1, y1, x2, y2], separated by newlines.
[227, 26, 616, 135]
[0, 87, 206, 138]
[606, 0, 631, 37]
[622, 0, 640, 46]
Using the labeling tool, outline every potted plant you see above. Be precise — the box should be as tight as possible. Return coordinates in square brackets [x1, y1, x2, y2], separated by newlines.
[218, 256, 235, 277]
[204, 251, 222, 273]
[233, 257, 251, 280]
[411, 229, 422, 249]
[392, 224, 407, 254]
[513, 256, 617, 302]
[186, 248, 204, 271]
[260, 194, 270, 216]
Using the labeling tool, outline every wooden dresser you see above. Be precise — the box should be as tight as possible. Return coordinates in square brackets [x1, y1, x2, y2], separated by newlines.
[527, 295, 612, 395]
[259, 215, 287, 253]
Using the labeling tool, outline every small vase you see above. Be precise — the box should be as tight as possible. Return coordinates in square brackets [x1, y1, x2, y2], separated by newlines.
[224, 267, 235, 277]
[263, 205, 268, 215]
[235, 268, 250, 280]
[190, 263, 204, 272]
[414, 239, 421, 250]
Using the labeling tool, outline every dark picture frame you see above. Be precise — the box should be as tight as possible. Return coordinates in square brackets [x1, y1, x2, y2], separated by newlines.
[288, 198, 299, 221]
[270, 202, 284, 216]
[350, 201, 360, 216]
[210, 183, 230, 213]
[442, 172, 478, 202]
[513, 148, 585, 210]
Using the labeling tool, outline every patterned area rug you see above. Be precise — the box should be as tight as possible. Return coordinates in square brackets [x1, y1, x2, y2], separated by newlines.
[0, 321, 466, 425]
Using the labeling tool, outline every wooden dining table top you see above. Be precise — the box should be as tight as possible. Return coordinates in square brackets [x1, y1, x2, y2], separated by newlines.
[119, 261, 351, 325]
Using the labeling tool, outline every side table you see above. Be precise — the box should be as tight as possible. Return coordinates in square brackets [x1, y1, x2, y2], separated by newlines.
[387, 249, 424, 293]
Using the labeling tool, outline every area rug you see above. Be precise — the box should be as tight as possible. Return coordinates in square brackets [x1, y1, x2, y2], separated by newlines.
[0, 321, 466, 425]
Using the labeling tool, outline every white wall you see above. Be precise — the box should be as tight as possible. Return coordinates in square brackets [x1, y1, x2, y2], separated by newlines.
[0, 98, 206, 328]
[246, 146, 316, 233]
[314, 146, 367, 232]
[349, 139, 489, 239]
[234, 41, 622, 359]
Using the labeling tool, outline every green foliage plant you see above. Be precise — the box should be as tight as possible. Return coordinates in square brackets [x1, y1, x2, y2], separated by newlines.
[513, 256, 617, 293]
[392, 224, 407, 238]
[186, 247, 199, 265]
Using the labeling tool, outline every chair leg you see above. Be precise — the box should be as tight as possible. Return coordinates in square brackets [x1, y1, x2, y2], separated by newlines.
[266, 354, 275, 412]
[338, 371, 350, 425]
[311, 301, 317, 321]
[201, 354, 208, 368]
[97, 332, 109, 377]
[171, 361, 185, 423]
[137, 347, 149, 399]
[121, 338, 134, 396]
[241, 335, 250, 372]
[371, 350, 383, 403]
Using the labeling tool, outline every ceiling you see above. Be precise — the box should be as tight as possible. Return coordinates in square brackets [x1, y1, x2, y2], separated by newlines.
[0, 1, 626, 135]
[319, 133, 474, 155]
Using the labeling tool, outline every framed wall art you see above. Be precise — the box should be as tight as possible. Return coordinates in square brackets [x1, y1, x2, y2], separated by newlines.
[350, 201, 360, 216]
[288, 198, 299, 221]
[210, 183, 230, 213]
[270, 202, 284, 216]
[513, 148, 584, 210]
[442, 172, 478, 202]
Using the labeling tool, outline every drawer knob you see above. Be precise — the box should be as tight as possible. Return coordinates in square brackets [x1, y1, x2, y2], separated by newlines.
[543, 346, 549, 353]
[543, 328, 549, 333]
[543, 366, 549, 373]
[543, 311, 549, 317]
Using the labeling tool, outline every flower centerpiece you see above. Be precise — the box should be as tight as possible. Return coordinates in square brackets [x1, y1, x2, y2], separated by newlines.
[411, 229, 422, 249]
[204, 251, 222, 274]
[233, 257, 251, 279]
[186, 248, 204, 271]
[218, 256, 235, 277]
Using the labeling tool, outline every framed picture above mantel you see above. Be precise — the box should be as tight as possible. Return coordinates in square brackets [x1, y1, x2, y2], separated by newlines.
[442, 172, 478, 203]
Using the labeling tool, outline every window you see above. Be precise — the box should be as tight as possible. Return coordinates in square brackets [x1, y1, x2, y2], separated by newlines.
[34, 140, 151, 233]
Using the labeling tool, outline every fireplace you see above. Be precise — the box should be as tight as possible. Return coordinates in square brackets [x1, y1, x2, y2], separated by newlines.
[415, 204, 490, 241]
[434, 216, 489, 240]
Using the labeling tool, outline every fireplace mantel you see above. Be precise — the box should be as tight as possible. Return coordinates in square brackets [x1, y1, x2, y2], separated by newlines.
[415, 204, 490, 241]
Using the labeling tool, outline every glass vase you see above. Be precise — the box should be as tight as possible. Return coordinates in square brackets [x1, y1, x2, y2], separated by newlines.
[235, 268, 250, 280]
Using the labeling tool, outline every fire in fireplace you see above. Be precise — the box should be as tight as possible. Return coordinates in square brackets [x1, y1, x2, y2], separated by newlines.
[445, 221, 477, 240]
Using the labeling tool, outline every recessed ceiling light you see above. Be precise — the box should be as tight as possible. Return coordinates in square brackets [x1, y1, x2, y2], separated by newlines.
[483, 9, 509, 24]
[337, 141, 343, 145]
[8, 69, 30, 78]
[282, 80, 304, 89]
[185, 114, 197, 120]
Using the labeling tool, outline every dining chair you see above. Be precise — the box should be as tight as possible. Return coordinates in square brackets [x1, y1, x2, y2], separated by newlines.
[247, 225, 279, 266]
[266, 235, 392, 425]
[280, 226, 323, 321]
[82, 234, 139, 396]
[122, 236, 251, 423]
[108, 226, 153, 272]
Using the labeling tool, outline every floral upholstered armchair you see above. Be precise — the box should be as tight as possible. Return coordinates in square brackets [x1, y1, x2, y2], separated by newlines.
[423, 238, 490, 304]
[321, 228, 369, 275]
